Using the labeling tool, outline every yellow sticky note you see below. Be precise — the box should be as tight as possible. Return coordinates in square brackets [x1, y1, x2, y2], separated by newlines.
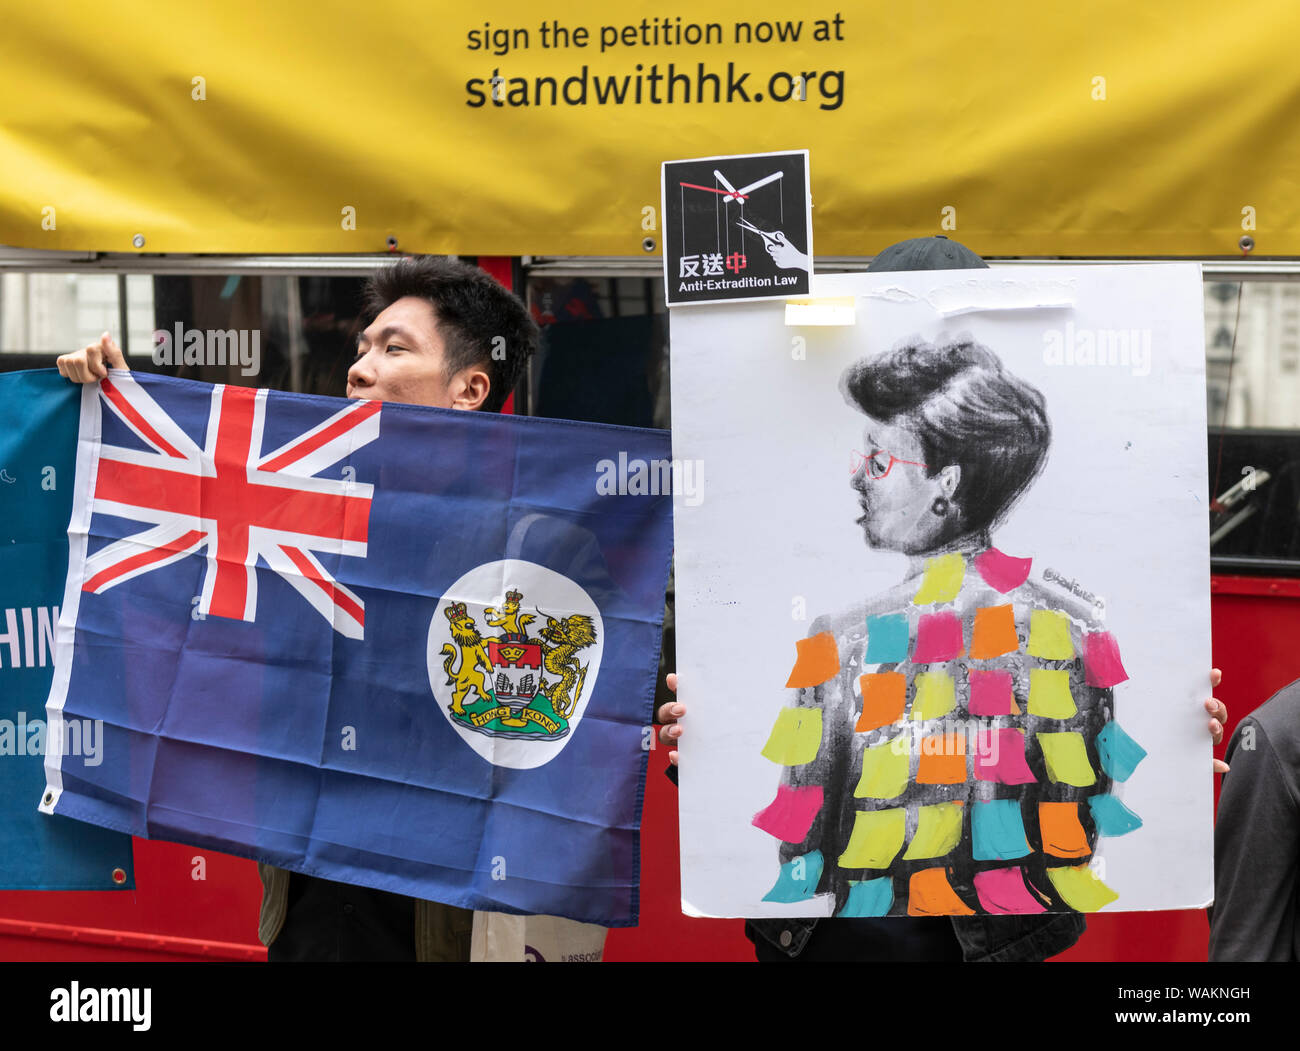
[761, 707, 823, 766]
[1028, 669, 1077, 718]
[1047, 864, 1119, 911]
[854, 737, 910, 799]
[903, 802, 966, 860]
[912, 671, 955, 721]
[912, 553, 966, 605]
[1038, 731, 1097, 786]
[1027, 609, 1074, 660]
[839, 808, 906, 869]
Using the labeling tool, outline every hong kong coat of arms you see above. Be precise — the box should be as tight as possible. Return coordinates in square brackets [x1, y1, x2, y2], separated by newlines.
[438, 588, 597, 742]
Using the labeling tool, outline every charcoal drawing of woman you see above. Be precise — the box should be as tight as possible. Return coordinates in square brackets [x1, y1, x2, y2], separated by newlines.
[755, 336, 1144, 920]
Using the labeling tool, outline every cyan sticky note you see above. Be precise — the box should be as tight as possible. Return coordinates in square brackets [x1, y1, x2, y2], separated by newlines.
[762, 850, 825, 903]
[864, 614, 909, 664]
[1096, 721, 1147, 782]
[1089, 793, 1143, 836]
[972, 798, 1031, 861]
[838, 877, 894, 917]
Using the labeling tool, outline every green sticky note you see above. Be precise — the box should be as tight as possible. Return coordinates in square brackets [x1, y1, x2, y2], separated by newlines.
[1027, 609, 1074, 660]
[1028, 668, 1077, 718]
[855, 736, 910, 799]
[912, 670, 955, 721]
[912, 553, 966, 605]
[903, 802, 966, 860]
[839, 808, 906, 869]
[1048, 864, 1119, 911]
[761, 707, 823, 766]
[1038, 731, 1097, 786]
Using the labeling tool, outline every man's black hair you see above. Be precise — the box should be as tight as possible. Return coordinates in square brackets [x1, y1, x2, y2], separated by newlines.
[841, 337, 1051, 539]
[361, 256, 539, 413]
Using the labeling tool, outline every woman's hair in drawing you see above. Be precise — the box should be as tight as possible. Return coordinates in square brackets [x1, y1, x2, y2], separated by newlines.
[841, 337, 1051, 537]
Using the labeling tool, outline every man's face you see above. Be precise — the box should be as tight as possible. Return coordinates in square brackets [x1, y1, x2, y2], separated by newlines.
[347, 296, 461, 408]
[850, 416, 946, 553]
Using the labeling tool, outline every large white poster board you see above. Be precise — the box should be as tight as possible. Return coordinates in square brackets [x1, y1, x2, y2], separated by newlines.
[671, 265, 1212, 918]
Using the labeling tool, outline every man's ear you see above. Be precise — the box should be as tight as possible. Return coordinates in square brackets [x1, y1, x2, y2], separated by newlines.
[449, 366, 491, 411]
[937, 464, 961, 498]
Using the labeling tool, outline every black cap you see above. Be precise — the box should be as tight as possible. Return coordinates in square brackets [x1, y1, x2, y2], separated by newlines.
[866, 235, 988, 272]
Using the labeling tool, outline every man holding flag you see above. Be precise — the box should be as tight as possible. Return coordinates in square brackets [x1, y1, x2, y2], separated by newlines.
[53, 256, 616, 962]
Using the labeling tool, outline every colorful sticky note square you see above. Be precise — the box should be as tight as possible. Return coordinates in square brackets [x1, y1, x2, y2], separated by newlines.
[907, 867, 975, 915]
[1096, 721, 1147, 781]
[1047, 864, 1119, 912]
[912, 552, 966, 605]
[761, 707, 823, 766]
[785, 631, 840, 687]
[1028, 668, 1077, 718]
[838, 877, 894, 917]
[916, 732, 967, 784]
[1083, 630, 1129, 687]
[911, 670, 955, 721]
[1038, 731, 1097, 787]
[969, 669, 1018, 716]
[762, 850, 825, 903]
[972, 799, 1031, 861]
[903, 802, 965, 860]
[974, 729, 1037, 784]
[973, 867, 1046, 914]
[864, 613, 910, 664]
[1088, 793, 1144, 836]
[913, 611, 964, 662]
[839, 808, 906, 869]
[973, 547, 1032, 593]
[1039, 801, 1091, 858]
[970, 604, 1019, 659]
[856, 672, 906, 732]
[1027, 609, 1074, 660]
[752, 784, 825, 843]
[855, 737, 910, 799]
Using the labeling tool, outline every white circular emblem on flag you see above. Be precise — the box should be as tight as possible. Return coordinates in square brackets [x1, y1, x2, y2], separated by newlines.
[428, 559, 604, 769]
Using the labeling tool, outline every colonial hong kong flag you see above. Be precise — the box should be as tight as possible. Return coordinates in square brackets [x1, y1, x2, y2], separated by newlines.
[41, 370, 673, 925]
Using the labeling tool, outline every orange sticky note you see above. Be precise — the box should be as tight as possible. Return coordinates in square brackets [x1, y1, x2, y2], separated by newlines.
[1039, 802, 1092, 859]
[856, 673, 906, 732]
[785, 631, 840, 688]
[916, 732, 968, 784]
[970, 604, 1019, 660]
[907, 868, 976, 916]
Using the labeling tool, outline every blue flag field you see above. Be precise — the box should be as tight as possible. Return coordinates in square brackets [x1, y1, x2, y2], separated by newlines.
[23, 368, 672, 925]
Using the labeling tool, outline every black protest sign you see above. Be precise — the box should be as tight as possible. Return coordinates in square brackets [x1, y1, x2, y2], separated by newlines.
[662, 150, 812, 306]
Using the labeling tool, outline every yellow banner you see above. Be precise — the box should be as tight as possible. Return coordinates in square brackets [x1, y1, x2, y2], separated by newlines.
[2, 1, 1297, 257]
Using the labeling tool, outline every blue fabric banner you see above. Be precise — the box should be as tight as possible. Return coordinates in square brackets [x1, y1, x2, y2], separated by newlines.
[35, 369, 673, 925]
[0, 371, 135, 889]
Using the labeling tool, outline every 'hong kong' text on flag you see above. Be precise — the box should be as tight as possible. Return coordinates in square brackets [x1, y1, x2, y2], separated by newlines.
[41, 371, 674, 926]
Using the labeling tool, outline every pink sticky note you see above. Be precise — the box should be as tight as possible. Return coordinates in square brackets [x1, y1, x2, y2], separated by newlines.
[974, 867, 1047, 914]
[974, 729, 1037, 784]
[1084, 631, 1129, 687]
[913, 611, 964, 663]
[752, 784, 825, 843]
[969, 669, 1015, 716]
[974, 548, 1032, 593]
